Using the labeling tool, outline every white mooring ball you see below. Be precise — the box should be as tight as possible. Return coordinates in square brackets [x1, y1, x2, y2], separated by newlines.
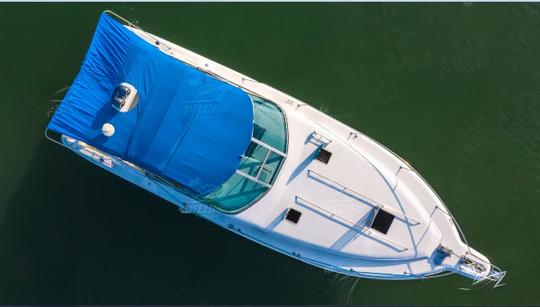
[102, 123, 115, 137]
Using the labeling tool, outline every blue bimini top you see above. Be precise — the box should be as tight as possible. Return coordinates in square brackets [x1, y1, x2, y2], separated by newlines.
[47, 13, 254, 195]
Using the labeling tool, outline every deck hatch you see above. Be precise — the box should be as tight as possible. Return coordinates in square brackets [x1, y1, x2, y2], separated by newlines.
[285, 208, 302, 224]
[370, 209, 394, 234]
[316, 148, 332, 164]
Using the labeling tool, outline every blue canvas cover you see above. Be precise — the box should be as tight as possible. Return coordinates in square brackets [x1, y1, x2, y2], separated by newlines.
[47, 13, 254, 195]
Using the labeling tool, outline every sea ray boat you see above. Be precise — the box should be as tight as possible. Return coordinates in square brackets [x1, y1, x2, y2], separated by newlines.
[46, 11, 505, 285]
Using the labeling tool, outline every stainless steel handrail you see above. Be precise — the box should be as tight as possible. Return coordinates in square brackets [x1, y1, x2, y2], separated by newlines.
[311, 131, 332, 145]
[296, 195, 408, 252]
[307, 169, 421, 225]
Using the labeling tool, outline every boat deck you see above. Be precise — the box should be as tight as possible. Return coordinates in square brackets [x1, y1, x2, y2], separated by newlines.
[124, 24, 493, 279]
[237, 106, 443, 262]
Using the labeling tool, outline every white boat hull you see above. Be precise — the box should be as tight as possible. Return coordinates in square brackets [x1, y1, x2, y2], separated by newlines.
[47, 12, 505, 285]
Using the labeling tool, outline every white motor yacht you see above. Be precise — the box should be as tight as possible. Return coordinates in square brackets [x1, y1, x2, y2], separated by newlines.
[46, 11, 505, 285]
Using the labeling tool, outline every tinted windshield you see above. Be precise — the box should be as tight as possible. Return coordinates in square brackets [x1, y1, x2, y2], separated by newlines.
[201, 95, 287, 212]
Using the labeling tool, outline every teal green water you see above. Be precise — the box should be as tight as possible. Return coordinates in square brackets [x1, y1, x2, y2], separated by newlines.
[1, 3, 539, 304]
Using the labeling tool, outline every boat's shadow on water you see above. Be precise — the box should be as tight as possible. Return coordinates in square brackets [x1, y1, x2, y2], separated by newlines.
[0, 140, 346, 304]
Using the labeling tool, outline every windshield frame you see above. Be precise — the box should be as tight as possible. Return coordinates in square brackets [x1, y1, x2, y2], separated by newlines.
[199, 94, 289, 213]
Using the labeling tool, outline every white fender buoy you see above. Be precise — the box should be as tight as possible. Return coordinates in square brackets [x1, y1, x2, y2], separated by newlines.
[102, 123, 115, 137]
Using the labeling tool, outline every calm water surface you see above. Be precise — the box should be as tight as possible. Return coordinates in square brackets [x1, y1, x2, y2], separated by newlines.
[0, 3, 539, 304]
